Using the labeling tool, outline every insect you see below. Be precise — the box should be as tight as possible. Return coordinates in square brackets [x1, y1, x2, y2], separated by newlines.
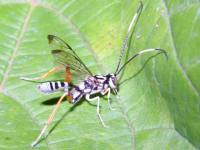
[20, 2, 167, 147]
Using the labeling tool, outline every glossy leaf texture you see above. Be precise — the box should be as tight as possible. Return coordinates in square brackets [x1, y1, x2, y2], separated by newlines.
[0, 0, 199, 149]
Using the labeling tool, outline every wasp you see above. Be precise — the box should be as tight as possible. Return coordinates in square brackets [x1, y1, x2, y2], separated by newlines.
[21, 2, 167, 147]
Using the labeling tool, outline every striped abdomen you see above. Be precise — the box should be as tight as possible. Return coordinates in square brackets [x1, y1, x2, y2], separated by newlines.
[38, 81, 68, 93]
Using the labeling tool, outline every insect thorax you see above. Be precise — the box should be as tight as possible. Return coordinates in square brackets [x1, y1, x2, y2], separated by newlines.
[70, 73, 117, 103]
[84, 73, 117, 92]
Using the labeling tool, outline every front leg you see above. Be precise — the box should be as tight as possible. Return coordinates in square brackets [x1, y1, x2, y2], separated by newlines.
[85, 94, 108, 128]
[101, 88, 115, 110]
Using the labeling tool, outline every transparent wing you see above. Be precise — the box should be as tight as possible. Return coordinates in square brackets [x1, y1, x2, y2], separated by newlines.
[52, 49, 91, 75]
[48, 35, 92, 83]
[48, 35, 92, 76]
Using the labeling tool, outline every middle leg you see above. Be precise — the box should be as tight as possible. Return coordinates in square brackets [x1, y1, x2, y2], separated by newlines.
[85, 94, 108, 128]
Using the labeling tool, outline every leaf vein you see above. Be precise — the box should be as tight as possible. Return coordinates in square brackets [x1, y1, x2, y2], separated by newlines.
[0, 4, 33, 91]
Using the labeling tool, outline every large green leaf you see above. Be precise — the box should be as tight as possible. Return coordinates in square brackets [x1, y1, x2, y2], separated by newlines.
[0, 0, 199, 149]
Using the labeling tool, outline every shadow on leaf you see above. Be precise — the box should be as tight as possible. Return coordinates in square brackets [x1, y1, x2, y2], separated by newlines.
[41, 96, 67, 105]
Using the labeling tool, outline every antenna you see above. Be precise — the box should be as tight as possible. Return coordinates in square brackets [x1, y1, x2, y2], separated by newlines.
[115, 48, 168, 75]
[115, 1, 143, 74]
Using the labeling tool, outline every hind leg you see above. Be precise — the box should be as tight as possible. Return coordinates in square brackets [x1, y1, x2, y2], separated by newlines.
[31, 92, 68, 147]
[20, 66, 62, 81]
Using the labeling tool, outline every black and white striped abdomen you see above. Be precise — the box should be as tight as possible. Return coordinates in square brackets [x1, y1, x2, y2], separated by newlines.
[38, 81, 68, 93]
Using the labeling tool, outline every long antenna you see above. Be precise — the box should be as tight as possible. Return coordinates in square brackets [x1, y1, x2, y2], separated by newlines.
[115, 1, 143, 74]
[115, 48, 168, 75]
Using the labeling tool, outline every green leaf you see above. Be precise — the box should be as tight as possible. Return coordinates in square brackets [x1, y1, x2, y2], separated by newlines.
[0, 0, 199, 149]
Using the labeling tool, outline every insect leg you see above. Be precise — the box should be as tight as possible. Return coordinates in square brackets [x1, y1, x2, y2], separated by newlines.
[85, 94, 108, 128]
[31, 92, 68, 147]
[20, 66, 63, 81]
[101, 88, 115, 110]
[113, 89, 119, 99]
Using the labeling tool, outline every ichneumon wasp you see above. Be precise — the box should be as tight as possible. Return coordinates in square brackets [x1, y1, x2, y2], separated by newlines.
[20, 1, 168, 147]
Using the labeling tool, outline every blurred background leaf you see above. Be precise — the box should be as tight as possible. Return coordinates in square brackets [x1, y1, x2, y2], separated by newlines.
[0, 0, 199, 149]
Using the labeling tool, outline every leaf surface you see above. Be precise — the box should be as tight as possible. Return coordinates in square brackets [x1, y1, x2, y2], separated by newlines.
[0, 0, 199, 149]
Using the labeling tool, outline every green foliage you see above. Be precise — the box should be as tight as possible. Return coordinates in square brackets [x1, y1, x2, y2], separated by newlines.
[0, 0, 199, 149]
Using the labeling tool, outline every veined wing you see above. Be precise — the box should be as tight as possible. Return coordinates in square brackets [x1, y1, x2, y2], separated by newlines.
[52, 49, 91, 75]
[48, 35, 93, 76]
